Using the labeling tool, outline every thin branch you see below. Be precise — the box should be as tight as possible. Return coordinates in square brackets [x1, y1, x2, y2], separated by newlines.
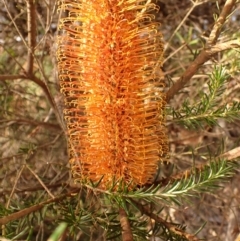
[1, 182, 67, 194]
[0, 74, 55, 109]
[133, 200, 201, 241]
[0, 192, 74, 225]
[2, 0, 28, 49]
[1, 3, 64, 132]
[165, 4, 196, 51]
[166, 0, 238, 103]
[207, 0, 237, 46]
[0, 43, 28, 73]
[26, 165, 55, 198]
[166, 40, 240, 102]
[71, 146, 240, 194]
[0, 75, 26, 81]
[155, 146, 240, 187]
[26, 75, 56, 111]
[165, 0, 210, 51]
[219, 146, 240, 161]
[209, 39, 240, 53]
[26, 0, 37, 76]
[0, 118, 61, 130]
[119, 208, 134, 241]
[31, 74, 66, 132]
[6, 166, 25, 209]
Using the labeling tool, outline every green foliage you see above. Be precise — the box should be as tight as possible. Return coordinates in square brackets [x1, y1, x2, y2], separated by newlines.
[47, 222, 68, 241]
[48, 158, 236, 240]
[84, 159, 236, 205]
[171, 65, 240, 128]
[61, 199, 95, 238]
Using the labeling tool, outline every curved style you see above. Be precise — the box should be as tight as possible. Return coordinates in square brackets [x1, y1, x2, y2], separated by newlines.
[57, 0, 168, 189]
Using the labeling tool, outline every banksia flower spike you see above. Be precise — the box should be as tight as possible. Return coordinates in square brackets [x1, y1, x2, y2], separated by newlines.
[57, 0, 168, 189]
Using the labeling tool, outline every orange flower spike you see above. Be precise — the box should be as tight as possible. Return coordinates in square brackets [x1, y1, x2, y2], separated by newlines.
[57, 0, 168, 189]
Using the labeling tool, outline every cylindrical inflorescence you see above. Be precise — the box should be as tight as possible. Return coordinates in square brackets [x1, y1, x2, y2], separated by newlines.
[57, 0, 168, 189]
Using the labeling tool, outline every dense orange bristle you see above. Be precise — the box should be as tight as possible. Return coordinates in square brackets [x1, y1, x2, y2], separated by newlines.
[57, 0, 168, 189]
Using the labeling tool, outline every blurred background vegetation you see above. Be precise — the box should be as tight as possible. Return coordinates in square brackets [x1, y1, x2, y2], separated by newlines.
[0, 0, 240, 240]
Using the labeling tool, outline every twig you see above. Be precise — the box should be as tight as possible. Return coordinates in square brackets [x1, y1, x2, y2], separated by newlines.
[2, 0, 28, 50]
[119, 208, 134, 241]
[0, 2, 64, 132]
[133, 200, 201, 241]
[26, 165, 55, 198]
[2, 164, 25, 236]
[207, 0, 237, 46]
[219, 146, 240, 161]
[0, 74, 55, 110]
[26, 1, 64, 131]
[166, 39, 240, 102]
[6, 165, 25, 209]
[208, 39, 240, 53]
[0, 75, 26, 81]
[0, 43, 27, 74]
[0, 192, 74, 225]
[1, 118, 61, 130]
[1, 182, 67, 194]
[165, 4, 196, 50]
[31, 75, 67, 133]
[165, 0, 211, 51]
[155, 146, 240, 187]
[0, 73, 65, 132]
[26, 0, 37, 76]
[166, 0, 238, 103]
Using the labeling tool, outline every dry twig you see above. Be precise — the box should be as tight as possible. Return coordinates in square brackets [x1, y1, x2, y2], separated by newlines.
[26, 165, 55, 198]
[133, 200, 201, 241]
[119, 208, 134, 241]
[155, 146, 240, 187]
[26, 0, 36, 76]
[166, 0, 238, 102]
[0, 192, 73, 225]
